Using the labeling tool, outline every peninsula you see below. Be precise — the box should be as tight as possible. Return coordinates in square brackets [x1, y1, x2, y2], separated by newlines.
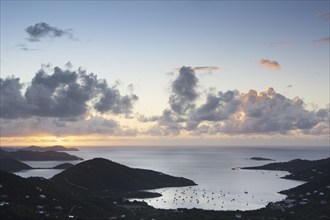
[0, 149, 82, 161]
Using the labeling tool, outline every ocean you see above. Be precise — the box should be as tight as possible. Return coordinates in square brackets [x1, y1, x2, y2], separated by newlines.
[15, 146, 329, 211]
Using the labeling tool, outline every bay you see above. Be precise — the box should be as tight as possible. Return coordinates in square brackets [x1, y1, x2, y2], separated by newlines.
[14, 146, 329, 211]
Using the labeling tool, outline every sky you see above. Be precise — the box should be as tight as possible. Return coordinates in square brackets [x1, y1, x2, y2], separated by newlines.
[0, 0, 329, 147]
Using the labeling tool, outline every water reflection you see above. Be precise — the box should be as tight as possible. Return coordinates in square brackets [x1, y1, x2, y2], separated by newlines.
[131, 169, 303, 211]
[13, 146, 323, 211]
[15, 169, 64, 179]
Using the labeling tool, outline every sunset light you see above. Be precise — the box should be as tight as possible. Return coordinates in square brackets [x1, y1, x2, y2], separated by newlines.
[0, 1, 329, 219]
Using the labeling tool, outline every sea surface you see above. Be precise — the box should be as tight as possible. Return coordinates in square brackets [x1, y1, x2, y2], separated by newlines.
[15, 146, 329, 211]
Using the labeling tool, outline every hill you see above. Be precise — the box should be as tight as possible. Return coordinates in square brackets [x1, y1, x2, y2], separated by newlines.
[22, 145, 79, 152]
[239, 158, 330, 220]
[0, 170, 124, 220]
[51, 158, 196, 192]
[0, 158, 32, 172]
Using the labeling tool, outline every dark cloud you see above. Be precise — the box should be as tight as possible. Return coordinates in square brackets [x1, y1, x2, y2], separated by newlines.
[193, 91, 240, 121]
[169, 66, 199, 114]
[259, 59, 281, 71]
[26, 22, 76, 42]
[181, 90, 241, 131]
[95, 87, 138, 115]
[144, 67, 240, 134]
[0, 77, 27, 118]
[0, 65, 138, 119]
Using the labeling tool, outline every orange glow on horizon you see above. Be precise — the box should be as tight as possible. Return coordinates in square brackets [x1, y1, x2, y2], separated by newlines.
[1, 133, 328, 148]
[0, 134, 170, 147]
[0, 135, 114, 147]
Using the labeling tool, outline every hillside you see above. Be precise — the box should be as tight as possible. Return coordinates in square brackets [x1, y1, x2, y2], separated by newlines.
[0, 158, 32, 172]
[239, 158, 330, 220]
[0, 170, 124, 220]
[52, 163, 74, 169]
[0, 158, 196, 219]
[51, 158, 196, 192]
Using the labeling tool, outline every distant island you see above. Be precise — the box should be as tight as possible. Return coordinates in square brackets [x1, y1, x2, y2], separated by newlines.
[22, 145, 79, 152]
[250, 157, 274, 161]
[0, 149, 82, 161]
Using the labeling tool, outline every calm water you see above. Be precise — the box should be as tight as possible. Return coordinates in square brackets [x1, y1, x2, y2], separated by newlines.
[15, 146, 329, 211]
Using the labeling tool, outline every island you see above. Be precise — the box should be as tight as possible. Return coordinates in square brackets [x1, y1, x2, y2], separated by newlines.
[250, 157, 274, 161]
[22, 145, 79, 152]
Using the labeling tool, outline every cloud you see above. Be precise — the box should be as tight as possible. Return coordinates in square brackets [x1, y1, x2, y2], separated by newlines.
[191, 91, 240, 121]
[0, 77, 27, 118]
[16, 44, 40, 51]
[207, 89, 328, 135]
[95, 88, 138, 115]
[259, 59, 281, 71]
[0, 116, 137, 137]
[26, 22, 76, 42]
[169, 66, 199, 115]
[0, 65, 138, 119]
[192, 66, 220, 72]
[1, 65, 329, 138]
[314, 37, 330, 43]
[141, 68, 328, 136]
[225, 88, 322, 133]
